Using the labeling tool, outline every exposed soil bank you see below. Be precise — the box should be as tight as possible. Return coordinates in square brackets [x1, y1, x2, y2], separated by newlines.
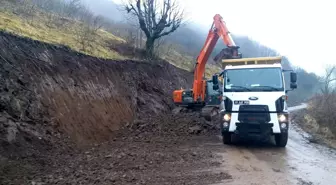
[0, 30, 195, 144]
[0, 31, 231, 184]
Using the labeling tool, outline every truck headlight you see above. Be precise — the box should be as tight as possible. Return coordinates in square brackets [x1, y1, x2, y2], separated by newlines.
[278, 114, 287, 122]
[280, 123, 287, 129]
[223, 114, 231, 121]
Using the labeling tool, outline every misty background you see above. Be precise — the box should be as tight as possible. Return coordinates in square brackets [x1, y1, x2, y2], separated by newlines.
[79, 0, 321, 104]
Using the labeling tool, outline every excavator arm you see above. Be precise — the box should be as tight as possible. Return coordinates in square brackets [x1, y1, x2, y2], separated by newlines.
[193, 14, 241, 102]
[173, 14, 241, 108]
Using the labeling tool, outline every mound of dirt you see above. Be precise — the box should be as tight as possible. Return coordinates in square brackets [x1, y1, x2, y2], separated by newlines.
[119, 109, 220, 139]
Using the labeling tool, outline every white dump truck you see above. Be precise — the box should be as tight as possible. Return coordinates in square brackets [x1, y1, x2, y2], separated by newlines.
[213, 56, 298, 147]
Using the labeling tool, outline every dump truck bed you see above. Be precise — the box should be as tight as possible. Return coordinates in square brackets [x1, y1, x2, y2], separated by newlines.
[222, 56, 282, 68]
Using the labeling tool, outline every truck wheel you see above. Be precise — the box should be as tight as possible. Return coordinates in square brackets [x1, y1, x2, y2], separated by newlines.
[275, 133, 288, 147]
[222, 132, 232, 145]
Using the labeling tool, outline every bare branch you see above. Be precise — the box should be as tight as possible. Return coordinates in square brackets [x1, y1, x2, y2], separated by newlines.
[320, 65, 336, 95]
[123, 0, 185, 56]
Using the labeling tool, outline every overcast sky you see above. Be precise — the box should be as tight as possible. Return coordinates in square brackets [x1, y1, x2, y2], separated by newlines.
[113, 0, 335, 75]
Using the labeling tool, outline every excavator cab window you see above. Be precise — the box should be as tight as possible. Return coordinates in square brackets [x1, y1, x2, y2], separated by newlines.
[206, 81, 222, 105]
[212, 75, 219, 90]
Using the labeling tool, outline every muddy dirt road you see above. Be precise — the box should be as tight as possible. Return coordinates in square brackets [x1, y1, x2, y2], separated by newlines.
[3, 104, 336, 185]
[209, 104, 336, 185]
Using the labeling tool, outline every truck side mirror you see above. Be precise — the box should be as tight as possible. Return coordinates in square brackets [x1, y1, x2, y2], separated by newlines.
[212, 75, 219, 90]
[290, 72, 297, 83]
[290, 83, 297, 89]
[290, 72, 297, 89]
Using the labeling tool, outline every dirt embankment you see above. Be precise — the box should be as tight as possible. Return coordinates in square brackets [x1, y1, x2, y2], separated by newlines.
[0, 30, 193, 144]
[0, 31, 229, 184]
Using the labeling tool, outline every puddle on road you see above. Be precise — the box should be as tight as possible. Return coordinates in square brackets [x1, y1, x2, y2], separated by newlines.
[205, 106, 336, 185]
[206, 125, 336, 185]
[250, 125, 336, 185]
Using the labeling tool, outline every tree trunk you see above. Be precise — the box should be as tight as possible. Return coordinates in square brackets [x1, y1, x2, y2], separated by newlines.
[140, 30, 143, 48]
[145, 38, 155, 57]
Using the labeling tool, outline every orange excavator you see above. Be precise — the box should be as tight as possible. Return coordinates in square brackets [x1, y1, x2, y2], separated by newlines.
[173, 14, 242, 118]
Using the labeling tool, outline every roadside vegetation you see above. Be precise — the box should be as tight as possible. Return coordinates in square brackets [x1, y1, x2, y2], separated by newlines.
[309, 66, 336, 136]
[291, 65, 336, 148]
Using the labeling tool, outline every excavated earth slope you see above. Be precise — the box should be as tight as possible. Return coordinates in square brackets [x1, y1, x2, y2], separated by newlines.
[0, 30, 194, 143]
[0, 31, 228, 184]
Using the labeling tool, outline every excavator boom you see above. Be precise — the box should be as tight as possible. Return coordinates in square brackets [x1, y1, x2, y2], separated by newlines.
[193, 26, 219, 102]
[173, 14, 241, 108]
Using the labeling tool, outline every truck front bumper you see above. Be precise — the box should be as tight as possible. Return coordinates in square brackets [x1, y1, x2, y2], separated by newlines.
[234, 122, 274, 139]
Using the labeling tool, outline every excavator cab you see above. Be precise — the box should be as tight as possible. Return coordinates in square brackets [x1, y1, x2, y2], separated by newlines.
[173, 76, 222, 109]
[205, 76, 222, 106]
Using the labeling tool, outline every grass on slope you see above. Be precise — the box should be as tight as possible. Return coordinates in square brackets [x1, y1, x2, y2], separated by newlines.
[0, 7, 222, 78]
[162, 49, 222, 77]
[0, 11, 125, 60]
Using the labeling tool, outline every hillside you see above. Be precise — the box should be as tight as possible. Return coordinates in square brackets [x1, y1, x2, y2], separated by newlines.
[0, 0, 210, 73]
[79, 0, 320, 104]
[0, 0, 319, 104]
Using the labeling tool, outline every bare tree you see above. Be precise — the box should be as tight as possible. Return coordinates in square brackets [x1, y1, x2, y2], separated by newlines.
[62, 0, 82, 18]
[124, 0, 185, 56]
[76, 24, 93, 52]
[320, 65, 336, 95]
[41, 0, 62, 26]
[18, 0, 37, 24]
[134, 28, 144, 48]
[76, 9, 104, 52]
[126, 29, 136, 46]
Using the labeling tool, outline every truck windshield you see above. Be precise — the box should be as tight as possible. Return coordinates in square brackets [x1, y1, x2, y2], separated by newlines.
[224, 67, 284, 92]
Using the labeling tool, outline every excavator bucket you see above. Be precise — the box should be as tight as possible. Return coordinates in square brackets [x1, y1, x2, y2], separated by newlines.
[221, 56, 282, 68]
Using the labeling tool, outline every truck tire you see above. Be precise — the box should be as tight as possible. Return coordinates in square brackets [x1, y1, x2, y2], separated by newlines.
[275, 133, 288, 147]
[222, 132, 232, 145]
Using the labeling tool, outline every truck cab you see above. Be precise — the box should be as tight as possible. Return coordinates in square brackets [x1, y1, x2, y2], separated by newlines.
[216, 56, 297, 147]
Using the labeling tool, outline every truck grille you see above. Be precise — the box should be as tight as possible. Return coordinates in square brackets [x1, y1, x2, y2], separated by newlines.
[237, 105, 270, 123]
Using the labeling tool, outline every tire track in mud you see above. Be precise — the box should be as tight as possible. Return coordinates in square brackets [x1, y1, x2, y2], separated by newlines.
[211, 144, 295, 185]
[207, 105, 336, 185]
